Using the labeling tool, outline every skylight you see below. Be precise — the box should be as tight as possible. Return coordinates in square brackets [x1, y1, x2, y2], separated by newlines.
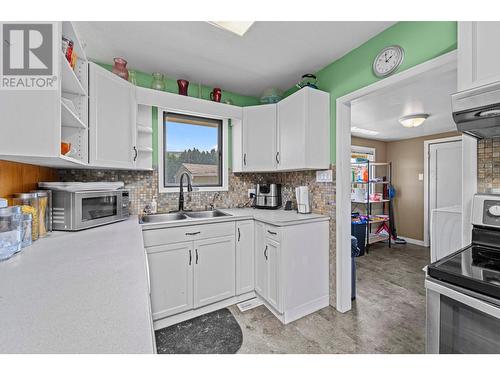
[207, 21, 254, 36]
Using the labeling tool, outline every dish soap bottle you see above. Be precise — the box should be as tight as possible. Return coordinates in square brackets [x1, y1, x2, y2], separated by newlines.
[151, 198, 157, 214]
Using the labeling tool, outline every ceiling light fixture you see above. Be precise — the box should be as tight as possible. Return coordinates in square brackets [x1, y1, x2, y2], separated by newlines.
[207, 21, 254, 36]
[399, 114, 429, 128]
[351, 127, 380, 136]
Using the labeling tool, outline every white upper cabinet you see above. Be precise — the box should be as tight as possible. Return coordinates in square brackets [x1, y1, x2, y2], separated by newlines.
[0, 21, 89, 168]
[89, 63, 137, 169]
[277, 87, 330, 170]
[458, 22, 500, 91]
[242, 104, 277, 172]
[233, 87, 330, 173]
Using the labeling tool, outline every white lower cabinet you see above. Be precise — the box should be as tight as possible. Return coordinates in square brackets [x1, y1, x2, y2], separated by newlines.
[193, 236, 235, 308]
[236, 220, 255, 295]
[147, 242, 193, 320]
[254, 223, 282, 313]
[254, 221, 329, 323]
[144, 222, 238, 324]
[145, 218, 329, 327]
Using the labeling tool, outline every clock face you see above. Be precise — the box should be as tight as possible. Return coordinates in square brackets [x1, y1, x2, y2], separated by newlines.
[373, 45, 404, 77]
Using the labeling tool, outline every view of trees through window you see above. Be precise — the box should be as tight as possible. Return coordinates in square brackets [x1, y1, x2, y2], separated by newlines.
[163, 113, 222, 187]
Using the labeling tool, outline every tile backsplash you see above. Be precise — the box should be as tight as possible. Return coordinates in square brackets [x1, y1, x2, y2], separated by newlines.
[478, 138, 500, 193]
[58, 166, 337, 306]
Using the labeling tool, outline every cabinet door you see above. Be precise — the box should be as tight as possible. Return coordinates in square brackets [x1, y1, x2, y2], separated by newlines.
[266, 238, 282, 313]
[146, 242, 193, 320]
[193, 235, 236, 308]
[458, 22, 500, 91]
[277, 89, 306, 170]
[242, 104, 277, 171]
[89, 63, 136, 168]
[254, 221, 267, 298]
[236, 220, 255, 295]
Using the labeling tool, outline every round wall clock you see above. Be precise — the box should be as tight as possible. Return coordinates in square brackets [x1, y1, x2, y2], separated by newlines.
[373, 45, 405, 78]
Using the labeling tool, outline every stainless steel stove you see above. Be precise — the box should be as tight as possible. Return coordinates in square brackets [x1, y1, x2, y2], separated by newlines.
[426, 194, 500, 354]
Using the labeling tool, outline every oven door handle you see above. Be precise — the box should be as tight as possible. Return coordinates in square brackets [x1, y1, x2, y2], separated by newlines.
[425, 279, 500, 318]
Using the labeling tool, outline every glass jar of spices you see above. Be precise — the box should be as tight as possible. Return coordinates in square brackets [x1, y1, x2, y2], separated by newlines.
[13, 193, 39, 241]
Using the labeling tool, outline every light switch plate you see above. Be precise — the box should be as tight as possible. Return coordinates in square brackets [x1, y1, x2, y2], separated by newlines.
[316, 170, 333, 182]
[248, 188, 256, 198]
[418, 173, 424, 181]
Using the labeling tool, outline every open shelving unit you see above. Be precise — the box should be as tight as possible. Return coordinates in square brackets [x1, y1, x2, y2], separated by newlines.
[351, 161, 393, 252]
[135, 104, 154, 170]
[60, 21, 89, 165]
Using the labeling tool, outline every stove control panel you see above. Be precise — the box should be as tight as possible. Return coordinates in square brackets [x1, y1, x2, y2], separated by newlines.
[472, 194, 500, 228]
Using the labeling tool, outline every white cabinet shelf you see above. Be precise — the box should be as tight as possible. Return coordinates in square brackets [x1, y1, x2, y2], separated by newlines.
[138, 125, 153, 134]
[0, 21, 89, 168]
[61, 52, 87, 96]
[61, 100, 87, 129]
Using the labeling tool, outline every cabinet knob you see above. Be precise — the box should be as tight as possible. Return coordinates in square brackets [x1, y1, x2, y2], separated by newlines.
[244, 153, 247, 166]
[264, 245, 268, 260]
[195, 249, 199, 264]
[189, 249, 192, 265]
[133, 146, 138, 162]
[238, 227, 241, 242]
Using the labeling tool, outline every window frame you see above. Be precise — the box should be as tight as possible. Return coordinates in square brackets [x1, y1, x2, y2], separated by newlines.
[158, 108, 229, 193]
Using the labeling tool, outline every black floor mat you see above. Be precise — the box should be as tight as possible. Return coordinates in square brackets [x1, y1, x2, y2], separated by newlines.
[155, 308, 243, 354]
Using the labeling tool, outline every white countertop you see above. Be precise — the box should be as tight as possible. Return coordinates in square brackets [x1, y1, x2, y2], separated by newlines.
[219, 208, 330, 226]
[0, 217, 155, 354]
[140, 207, 330, 230]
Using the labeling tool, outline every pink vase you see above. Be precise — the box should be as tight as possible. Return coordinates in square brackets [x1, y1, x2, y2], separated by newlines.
[177, 79, 189, 96]
[112, 57, 129, 80]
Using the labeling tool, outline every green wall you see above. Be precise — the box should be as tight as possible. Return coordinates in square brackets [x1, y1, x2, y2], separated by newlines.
[97, 63, 259, 166]
[99, 21, 457, 168]
[285, 21, 457, 163]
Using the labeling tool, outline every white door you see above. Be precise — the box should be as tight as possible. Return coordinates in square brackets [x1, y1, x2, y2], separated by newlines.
[429, 140, 462, 243]
[458, 22, 500, 91]
[242, 104, 277, 171]
[236, 220, 255, 295]
[277, 89, 306, 170]
[89, 63, 136, 168]
[147, 242, 193, 320]
[254, 221, 267, 297]
[265, 238, 282, 313]
[193, 236, 236, 308]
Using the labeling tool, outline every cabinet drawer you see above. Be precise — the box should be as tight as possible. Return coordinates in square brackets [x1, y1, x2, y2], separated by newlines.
[265, 224, 281, 241]
[143, 222, 235, 247]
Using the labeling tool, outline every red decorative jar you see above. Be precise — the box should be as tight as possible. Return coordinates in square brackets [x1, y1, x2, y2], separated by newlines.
[210, 87, 222, 102]
[112, 57, 129, 80]
[177, 79, 189, 96]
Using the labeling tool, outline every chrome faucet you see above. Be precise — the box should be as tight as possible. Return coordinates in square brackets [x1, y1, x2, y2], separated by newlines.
[178, 172, 193, 212]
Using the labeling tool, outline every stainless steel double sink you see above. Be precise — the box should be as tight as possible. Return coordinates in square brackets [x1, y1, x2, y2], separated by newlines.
[140, 210, 230, 224]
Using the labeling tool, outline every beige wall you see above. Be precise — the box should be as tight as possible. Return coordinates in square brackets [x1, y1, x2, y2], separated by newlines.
[386, 131, 460, 241]
[351, 136, 387, 162]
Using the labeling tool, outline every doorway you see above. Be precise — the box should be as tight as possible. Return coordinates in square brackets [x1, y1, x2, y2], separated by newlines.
[335, 51, 478, 313]
[424, 137, 463, 248]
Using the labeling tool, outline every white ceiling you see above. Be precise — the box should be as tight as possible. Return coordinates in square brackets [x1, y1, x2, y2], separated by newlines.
[74, 21, 395, 97]
[351, 63, 458, 141]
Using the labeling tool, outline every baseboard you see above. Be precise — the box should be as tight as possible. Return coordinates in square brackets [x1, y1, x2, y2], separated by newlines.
[398, 236, 427, 247]
[257, 293, 330, 325]
[283, 295, 330, 324]
[153, 291, 256, 330]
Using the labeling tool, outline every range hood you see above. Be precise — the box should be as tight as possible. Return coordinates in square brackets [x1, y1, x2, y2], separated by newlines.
[452, 81, 500, 139]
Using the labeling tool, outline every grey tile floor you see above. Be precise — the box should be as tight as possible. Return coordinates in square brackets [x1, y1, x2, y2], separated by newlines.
[230, 242, 430, 354]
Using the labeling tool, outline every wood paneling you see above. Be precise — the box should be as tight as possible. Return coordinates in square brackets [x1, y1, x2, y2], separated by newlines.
[0, 160, 58, 203]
